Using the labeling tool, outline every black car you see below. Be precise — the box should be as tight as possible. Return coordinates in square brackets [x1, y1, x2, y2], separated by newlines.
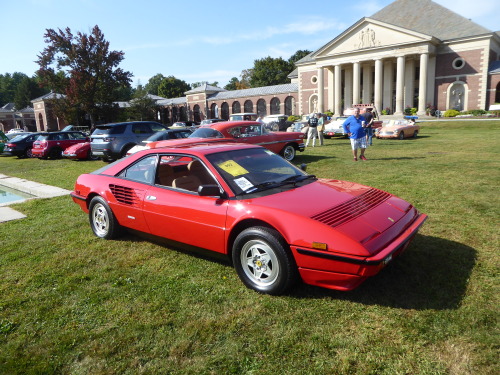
[3, 132, 42, 158]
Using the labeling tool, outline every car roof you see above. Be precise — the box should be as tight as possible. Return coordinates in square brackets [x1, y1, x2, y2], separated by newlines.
[205, 120, 261, 130]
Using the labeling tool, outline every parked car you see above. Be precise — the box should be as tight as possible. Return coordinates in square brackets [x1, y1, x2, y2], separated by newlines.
[323, 116, 349, 138]
[90, 121, 168, 162]
[62, 142, 98, 160]
[71, 142, 427, 295]
[3, 132, 42, 158]
[200, 118, 227, 126]
[0, 131, 8, 153]
[262, 114, 291, 131]
[61, 125, 91, 135]
[32, 131, 89, 159]
[150, 120, 305, 161]
[229, 113, 258, 121]
[376, 119, 420, 140]
[171, 121, 199, 128]
[127, 127, 194, 155]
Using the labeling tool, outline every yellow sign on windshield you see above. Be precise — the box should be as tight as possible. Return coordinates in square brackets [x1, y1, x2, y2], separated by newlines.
[218, 160, 249, 177]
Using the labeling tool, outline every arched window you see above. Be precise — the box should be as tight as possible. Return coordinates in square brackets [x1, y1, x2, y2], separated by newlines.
[232, 101, 241, 114]
[210, 103, 219, 118]
[193, 105, 201, 122]
[270, 98, 280, 114]
[284, 96, 294, 116]
[496, 82, 500, 104]
[221, 102, 229, 120]
[180, 106, 187, 121]
[257, 99, 267, 117]
[172, 107, 178, 122]
[244, 100, 253, 113]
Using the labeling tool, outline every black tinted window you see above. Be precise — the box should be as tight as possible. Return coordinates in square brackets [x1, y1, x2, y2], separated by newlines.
[93, 124, 126, 135]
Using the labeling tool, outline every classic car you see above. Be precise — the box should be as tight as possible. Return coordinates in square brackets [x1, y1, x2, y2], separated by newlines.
[376, 119, 420, 139]
[71, 143, 427, 295]
[126, 127, 194, 155]
[147, 120, 305, 162]
[323, 116, 349, 138]
[229, 113, 258, 121]
[62, 142, 98, 160]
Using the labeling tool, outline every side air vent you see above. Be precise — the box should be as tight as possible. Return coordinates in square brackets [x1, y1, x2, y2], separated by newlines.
[109, 184, 142, 207]
[311, 188, 390, 227]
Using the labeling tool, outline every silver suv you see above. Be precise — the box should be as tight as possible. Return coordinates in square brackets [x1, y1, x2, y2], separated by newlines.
[90, 121, 168, 161]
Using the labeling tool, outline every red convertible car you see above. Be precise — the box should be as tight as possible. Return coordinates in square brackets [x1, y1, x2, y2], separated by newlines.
[144, 120, 305, 162]
[62, 142, 98, 160]
[71, 143, 427, 295]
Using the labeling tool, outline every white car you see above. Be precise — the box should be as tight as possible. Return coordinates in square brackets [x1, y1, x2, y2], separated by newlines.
[323, 116, 348, 138]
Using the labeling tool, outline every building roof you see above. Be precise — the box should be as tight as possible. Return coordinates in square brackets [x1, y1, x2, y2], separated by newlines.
[489, 61, 500, 74]
[31, 92, 66, 103]
[185, 83, 226, 95]
[207, 83, 298, 101]
[371, 0, 492, 40]
[156, 97, 187, 106]
[18, 106, 34, 113]
[1, 103, 15, 111]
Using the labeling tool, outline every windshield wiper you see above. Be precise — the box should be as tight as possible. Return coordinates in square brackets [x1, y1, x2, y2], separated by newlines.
[279, 174, 316, 186]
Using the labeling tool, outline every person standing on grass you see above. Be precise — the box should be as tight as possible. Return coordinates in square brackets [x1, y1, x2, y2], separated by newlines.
[342, 108, 367, 161]
[364, 108, 374, 146]
[305, 114, 319, 147]
[317, 113, 325, 146]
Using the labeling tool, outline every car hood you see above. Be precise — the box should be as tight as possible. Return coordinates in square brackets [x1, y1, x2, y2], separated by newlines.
[242, 179, 417, 257]
[65, 142, 90, 152]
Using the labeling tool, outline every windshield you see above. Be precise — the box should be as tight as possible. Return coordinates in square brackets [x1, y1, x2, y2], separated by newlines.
[189, 127, 224, 139]
[206, 148, 312, 196]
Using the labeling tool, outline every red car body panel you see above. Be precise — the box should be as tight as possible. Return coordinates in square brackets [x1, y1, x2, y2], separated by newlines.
[147, 121, 305, 157]
[71, 143, 427, 292]
[62, 142, 91, 160]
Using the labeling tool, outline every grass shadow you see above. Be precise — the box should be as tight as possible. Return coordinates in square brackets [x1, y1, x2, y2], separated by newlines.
[292, 234, 477, 310]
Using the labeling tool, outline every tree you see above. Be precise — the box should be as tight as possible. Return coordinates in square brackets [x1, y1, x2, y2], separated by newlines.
[158, 76, 191, 98]
[36, 25, 133, 126]
[288, 50, 312, 65]
[224, 77, 239, 91]
[249, 57, 291, 87]
[144, 73, 165, 95]
[0, 72, 30, 106]
[191, 81, 219, 89]
[126, 86, 158, 121]
[14, 75, 48, 110]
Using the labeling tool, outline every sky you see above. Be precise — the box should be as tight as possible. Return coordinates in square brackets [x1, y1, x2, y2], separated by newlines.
[1, 0, 498, 88]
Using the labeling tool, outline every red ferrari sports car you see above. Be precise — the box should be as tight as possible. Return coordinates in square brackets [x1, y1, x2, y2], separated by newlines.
[62, 142, 98, 160]
[140, 120, 305, 162]
[71, 143, 427, 295]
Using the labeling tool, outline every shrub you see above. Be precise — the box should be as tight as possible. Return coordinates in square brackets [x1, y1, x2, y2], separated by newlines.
[444, 109, 460, 117]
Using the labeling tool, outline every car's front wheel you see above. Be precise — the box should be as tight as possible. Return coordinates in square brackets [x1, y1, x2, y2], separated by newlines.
[398, 132, 405, 140]
[281, 144, 296, 161]
[89, 196, 123, 239]
[232, 227, 298, 295]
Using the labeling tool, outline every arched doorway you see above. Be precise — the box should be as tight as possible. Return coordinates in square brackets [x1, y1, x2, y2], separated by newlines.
[221, 103, 229, 120]
[244, 100, 253, 113]
[180, 106, 187, 121]
[257, 99, 266, 117]
[284, 96, 294, 116]
[232, 101, 241, 114]
[210, 103, 219, 118]
[38, 113, 45, 131]
[270, 98, 280, 114]
[193, 105, 201, 122]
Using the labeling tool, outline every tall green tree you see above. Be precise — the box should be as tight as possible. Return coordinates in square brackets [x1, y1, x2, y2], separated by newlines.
[126, 86, 157, 121]
[288, 50, 312, 65]
[224, 77, 239, 91]
[249, 56, 291, 87]
[35, 25, 133, 125]
[158, 76, 191, 98]
[14, 76, 48, 110]
[191, 81, 219, 89]
[144, 74, 165, 95]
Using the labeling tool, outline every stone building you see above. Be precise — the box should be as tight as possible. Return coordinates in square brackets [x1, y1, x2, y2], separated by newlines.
[0, 103, 36, 133]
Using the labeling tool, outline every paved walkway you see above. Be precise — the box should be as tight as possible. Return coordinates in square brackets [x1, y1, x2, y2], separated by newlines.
[0, 174, 71, 223]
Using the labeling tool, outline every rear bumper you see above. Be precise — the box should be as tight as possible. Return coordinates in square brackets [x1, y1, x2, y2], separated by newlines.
[292, 213, 428, 291]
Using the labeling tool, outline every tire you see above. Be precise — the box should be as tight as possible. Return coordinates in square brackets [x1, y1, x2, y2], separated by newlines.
[89, 196, 123, 239]
[398, 132, 404, 140]
[413, 130, 418, 138]
[281, 144, 296, 162]
[232, 226, 298, 295]
[87, 150, 99, 160]
[121, 145, 134, 158]
[26, 148, 33, 158]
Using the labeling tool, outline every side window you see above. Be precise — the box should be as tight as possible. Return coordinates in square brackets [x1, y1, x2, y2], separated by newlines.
[150, 123, 166, 132]
[69, 132, 86, 140]
[132, 123, 150, 134]
[156, 155, 216, 192]
[56, 133, 68, 140]
[119, 155, 157, 183]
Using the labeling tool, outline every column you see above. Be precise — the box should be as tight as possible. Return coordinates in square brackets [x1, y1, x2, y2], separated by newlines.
[334, 64, 342, 116]
[374, 59, 383, 114]
[362, 63, 372, 103]
[383, 60, 393, 112]
[327, 67, 334, 113]
[344, 66, 353, 108]
[352, 62, 360, 105]
[394, 56, 405, 115]
[404, 58, 415, 108]
[417, 53, 429, 115]
[317, 67, 324, 113]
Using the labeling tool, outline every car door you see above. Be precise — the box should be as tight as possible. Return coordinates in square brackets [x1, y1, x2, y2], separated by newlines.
[236, 124, 283, 154]
[142, 154, 229, 253]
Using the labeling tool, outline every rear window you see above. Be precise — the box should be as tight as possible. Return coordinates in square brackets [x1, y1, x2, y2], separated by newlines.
[189, 128, 224, 138]
[36, 134, 50, 141]
[93, 124, 126, 135]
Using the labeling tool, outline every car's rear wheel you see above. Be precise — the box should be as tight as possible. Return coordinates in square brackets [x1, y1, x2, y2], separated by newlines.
[232, 226, 297, 295]
[413, 130, 418, 138]
[87, 150, 99, 160]
[281, 144, 296, 161]
[398, 132, 404, 140]
[89, 196, 123, 239]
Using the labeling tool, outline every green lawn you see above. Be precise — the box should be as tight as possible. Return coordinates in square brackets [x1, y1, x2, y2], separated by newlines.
[0, 120, 498, 374]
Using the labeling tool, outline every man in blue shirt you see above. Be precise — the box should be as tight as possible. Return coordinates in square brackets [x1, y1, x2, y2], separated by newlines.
[342, 108, 368, 161]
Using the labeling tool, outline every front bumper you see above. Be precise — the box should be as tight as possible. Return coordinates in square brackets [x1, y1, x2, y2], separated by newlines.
[291, 213, 428, 291]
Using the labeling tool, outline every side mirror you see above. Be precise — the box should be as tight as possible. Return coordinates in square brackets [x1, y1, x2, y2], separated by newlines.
[198, 184, 224, 197]
[300, 163, 307, 172]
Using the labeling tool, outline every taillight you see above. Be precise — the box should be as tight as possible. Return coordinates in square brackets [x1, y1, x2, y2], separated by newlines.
[103, 137, 115, 142]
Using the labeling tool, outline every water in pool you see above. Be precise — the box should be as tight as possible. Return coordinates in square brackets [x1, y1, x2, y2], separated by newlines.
[0, 186, 34, 206]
